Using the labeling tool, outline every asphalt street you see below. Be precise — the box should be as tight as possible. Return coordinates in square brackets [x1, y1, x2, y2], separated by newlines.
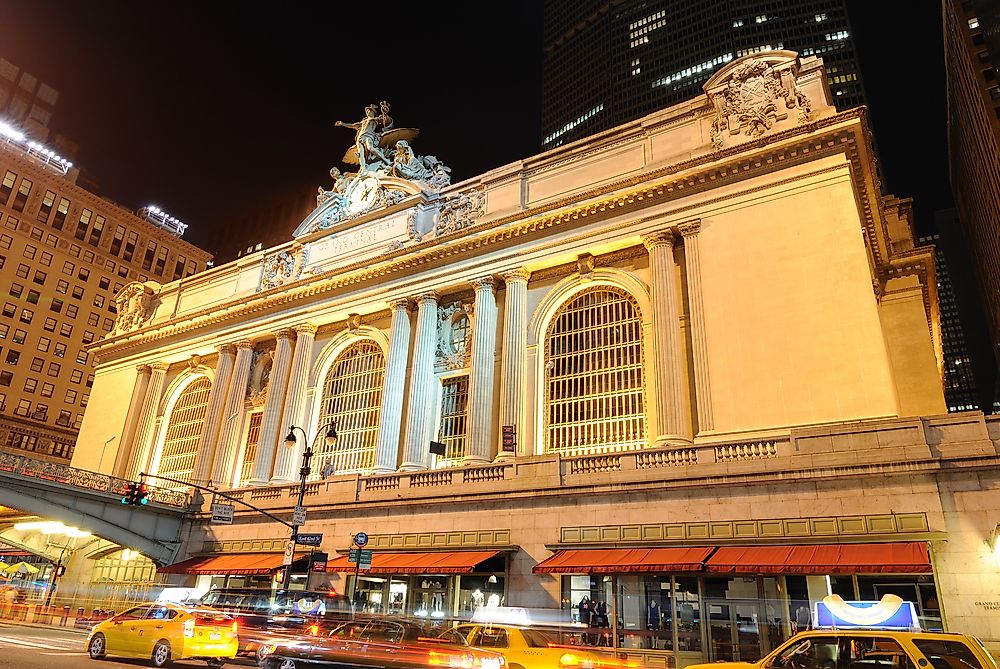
[0, 621, 253, 668]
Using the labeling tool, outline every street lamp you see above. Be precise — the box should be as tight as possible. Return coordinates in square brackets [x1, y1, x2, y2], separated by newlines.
[280, 423, 337, 590]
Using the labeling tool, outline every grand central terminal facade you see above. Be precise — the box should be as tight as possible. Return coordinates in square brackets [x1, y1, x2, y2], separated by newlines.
[72, 52, 1000, 665]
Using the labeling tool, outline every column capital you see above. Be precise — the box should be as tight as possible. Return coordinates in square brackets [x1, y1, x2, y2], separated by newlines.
[216, 343, 237, 356]
[149, 362, 169, 372]
[136, 363, 151, 374]
[500, 268, 531, 284]
[275, 328, 296, 341]
[294, 323, 318, 336]
[642, 230, 676, 251]
[676, 219, 702, 238]
[236, 339, 255, 351]
[470, 276, 495, 292]
[412, 290, 439, 304]
[388, 298, 410, 311]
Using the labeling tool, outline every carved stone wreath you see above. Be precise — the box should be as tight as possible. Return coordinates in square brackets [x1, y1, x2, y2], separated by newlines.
[435, 301, 474, 370]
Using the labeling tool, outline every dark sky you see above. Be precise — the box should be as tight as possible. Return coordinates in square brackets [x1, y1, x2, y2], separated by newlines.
[0, 1, 948, 253]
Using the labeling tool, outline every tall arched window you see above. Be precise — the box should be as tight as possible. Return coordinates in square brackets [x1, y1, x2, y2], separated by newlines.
[544, 286, 647, 455]
[315, 341, 386, 475]
[157, 377, 211, 484]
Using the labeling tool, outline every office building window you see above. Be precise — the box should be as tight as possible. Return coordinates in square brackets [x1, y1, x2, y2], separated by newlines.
[0, 171, 16, 203]
[11, 178, 31, 212]
[142, 241, 156, 270]
[51, 198, 70, 230]
[40, 383, 53, 398]
[36, 190, 55, 223]
[75, 209, 92, 241]
[88, 215, 106, 247]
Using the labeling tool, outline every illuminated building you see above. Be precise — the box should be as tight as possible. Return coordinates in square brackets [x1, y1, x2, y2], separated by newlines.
[72, 53, 1000, 658]
[0, 120, 211, 462]
[541, 0, 865, 149]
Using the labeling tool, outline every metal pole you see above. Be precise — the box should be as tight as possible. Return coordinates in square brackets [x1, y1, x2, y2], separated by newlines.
[282, 427, 313, 591]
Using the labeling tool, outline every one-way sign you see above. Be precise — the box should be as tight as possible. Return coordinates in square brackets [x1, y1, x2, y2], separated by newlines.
[296, 533, 323, 547]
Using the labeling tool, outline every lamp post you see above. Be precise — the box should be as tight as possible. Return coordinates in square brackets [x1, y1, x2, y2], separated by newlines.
[280, 423, 337, 590]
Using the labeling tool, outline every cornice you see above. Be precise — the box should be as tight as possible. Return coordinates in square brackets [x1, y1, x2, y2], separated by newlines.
[92, 109, 881, 360]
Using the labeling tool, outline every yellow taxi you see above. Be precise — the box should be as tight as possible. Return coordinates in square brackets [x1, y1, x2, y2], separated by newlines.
[456, 623, 631, 669]
[686, 630, 999, 669]
[86, 602, 238, 667]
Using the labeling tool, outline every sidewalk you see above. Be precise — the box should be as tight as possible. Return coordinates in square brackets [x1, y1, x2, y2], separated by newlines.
[0, 618, 88, 635]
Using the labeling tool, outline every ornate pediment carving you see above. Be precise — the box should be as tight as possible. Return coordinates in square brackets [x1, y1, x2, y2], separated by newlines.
[110, 282, 160, 336]
[258, 244, 309, 292]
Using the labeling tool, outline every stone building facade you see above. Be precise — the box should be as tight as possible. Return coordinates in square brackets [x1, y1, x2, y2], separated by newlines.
[73, 52, 1000, 663]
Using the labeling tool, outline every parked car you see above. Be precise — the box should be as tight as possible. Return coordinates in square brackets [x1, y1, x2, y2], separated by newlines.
[258, 618, 507, 669]
[86, 602, 237, 667]
[195, 587, 352, 660]
[456, 622, 629, 669]
[686, 630, 999, 669]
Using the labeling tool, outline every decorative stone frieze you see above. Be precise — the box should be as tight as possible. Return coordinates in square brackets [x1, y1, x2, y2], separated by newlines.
[258, 244, 309, 292]
[435, 188, 486, 237]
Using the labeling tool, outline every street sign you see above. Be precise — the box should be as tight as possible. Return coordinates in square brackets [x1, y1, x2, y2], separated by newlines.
[348, 548, 373, 563]
[358, 561, 371, 571]
[210, 503, 234, 525]
[354, 531, 369, 547]
[311, 552, 328, 572]
[281, 540, 295, 566]
[297, 533, 323, 547]
[292, 506, 307, 525]
[501, 425, 516, 452]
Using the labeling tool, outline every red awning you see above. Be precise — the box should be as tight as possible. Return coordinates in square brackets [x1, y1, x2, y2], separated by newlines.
[158, 552, 306, 575]
[705, 543, 932, 574]
[326, 551, 502, 575]
[532, 547, 714, 574]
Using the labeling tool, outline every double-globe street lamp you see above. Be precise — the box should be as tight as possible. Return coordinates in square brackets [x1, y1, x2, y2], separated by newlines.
[280, 423, 338, 590]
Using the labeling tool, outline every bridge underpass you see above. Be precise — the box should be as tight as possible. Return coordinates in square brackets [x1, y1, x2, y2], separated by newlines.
[0, 452, 190, 566]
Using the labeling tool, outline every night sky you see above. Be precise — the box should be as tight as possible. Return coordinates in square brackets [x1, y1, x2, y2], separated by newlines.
[0, 1, 948, 253]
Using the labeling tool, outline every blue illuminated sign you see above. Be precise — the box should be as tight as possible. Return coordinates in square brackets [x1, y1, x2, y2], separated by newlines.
[814, 594, 920, 630]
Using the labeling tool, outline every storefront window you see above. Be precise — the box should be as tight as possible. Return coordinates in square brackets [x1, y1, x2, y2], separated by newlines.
[354, 575, 388, 614]
[413, 576, 449, 618]
[616, 574, 673, 650]
[675, 576, 702, 654]
[456, 574, 506, 619]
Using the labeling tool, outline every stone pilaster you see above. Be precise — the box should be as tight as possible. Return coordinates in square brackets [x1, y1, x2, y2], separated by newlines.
[400, 291, 439, 471]
[271, 324, 318, 483]
[374, 299, 411, 473]
[190, 345, 236, 486]
[678, 220, 713, 434]
[497, 269, 530, 460]
[643, 231, 692, 445]
[125, 362, 169, 480]
[211, 340, 255, 486]
[112, 364, 152, 476]
[464, 277, 498, 464]
[250, 329, 295, 485]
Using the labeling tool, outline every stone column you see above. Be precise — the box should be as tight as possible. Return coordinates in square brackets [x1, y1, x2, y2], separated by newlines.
[271, 324, 317, 483]
[464, 277, 498, 464]
[374, 299, 411, 473]
[497, 269, 530, 460]
[400, 291, 438, 471]
[643, 231, 692, 445]
[190, 344, 236, 486]
[125, 362, 168, 480]
[251, 329, 295, 485]
[112, 364, 151, 476]
[211, 340, 255, 487]
[678, 220, 713, 433]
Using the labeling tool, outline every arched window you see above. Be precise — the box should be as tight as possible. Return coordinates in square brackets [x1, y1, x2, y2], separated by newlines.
[157, 377, 211, 484]
[544, 286, 646, 455]
[315, 341, 386, 475]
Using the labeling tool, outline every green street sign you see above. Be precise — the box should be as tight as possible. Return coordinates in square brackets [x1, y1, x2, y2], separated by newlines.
[348, 548, 373, 563]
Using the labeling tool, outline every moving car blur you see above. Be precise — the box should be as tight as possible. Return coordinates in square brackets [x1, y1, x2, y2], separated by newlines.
[457, 622, 632, 669]
[85, 601, 237, 667]
[258, 618, 507, 669]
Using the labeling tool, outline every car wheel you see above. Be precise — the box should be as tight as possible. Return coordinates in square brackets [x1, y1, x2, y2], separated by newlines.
[151, 640, 172, 667]
[87, 633, 107, 660]
[277, 659, 297, 669]
[206, 660, 225, 668]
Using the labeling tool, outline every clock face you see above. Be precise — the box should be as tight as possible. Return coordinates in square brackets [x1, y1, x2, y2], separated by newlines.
[347, 176, 381, 214]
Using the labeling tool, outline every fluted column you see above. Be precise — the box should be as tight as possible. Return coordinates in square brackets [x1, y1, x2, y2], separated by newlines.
[643, 231, 692, 445]
[375, 299, 411, 473]
[497, 269, 530, 460]
[112, 365, 152, 476]
[400, 291, 439, 471]
[211, 340, 255, 487]
[678, 220, 713, 433]
[464, 277, 498, 464]
[271, 324, 318, 483]
[249, 329, 295, 485]
[190, 345, 236, 486]
[125, 362, 168, 480]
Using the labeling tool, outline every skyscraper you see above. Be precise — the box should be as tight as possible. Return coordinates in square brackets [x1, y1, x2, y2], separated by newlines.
[542, 0, 865, 149]
[942, 0, 1000, 386]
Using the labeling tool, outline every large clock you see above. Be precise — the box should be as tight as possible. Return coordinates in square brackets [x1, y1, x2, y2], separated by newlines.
[346, 176, 381, 215]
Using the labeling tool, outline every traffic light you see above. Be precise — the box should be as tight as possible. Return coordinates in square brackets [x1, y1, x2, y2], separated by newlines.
[120, 481, 150, 506]
[120, 482, 136, 505]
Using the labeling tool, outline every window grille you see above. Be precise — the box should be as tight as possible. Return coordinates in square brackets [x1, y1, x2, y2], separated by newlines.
[315, 341, 385, 476]
[239, 412, 264, 486]
[544, 286, 647, 455]
[157, 378, 211, 486]
[437, 375, 470, 464]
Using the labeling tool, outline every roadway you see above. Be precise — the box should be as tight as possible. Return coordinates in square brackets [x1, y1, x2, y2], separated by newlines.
[0, 621, 253, 668]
